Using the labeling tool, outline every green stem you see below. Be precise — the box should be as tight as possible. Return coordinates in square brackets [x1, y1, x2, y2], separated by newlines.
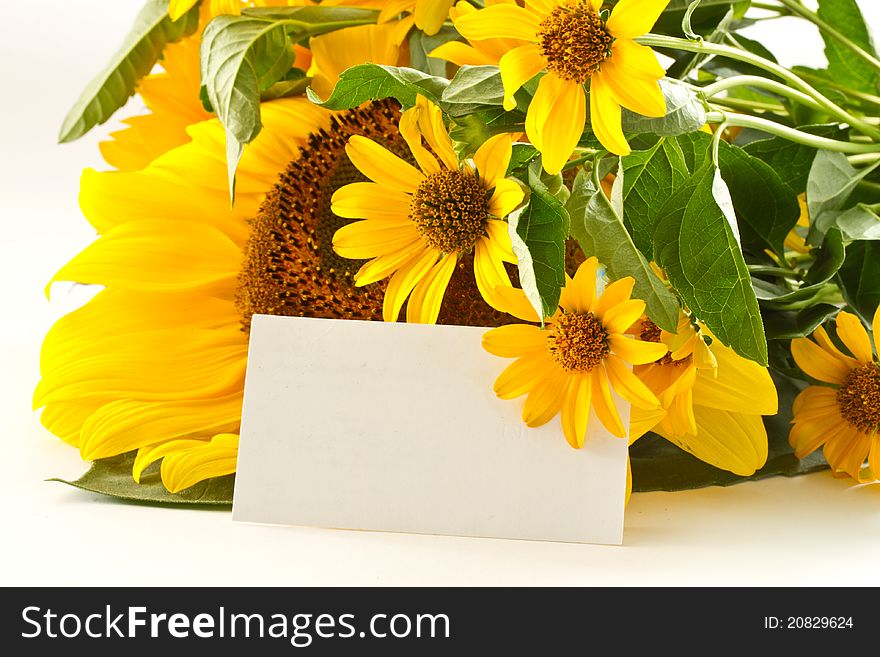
[748, 265, 797, 277]
[848, 153, 880, 166]
[701, 75, 824, 113]
[777, 0, 880, 78]
[795, 69, 880, 111]
[749, 1, 788, 12]
[710, 97, 787, 113]
[637, 33, 880, 141]
[705, 111, 880, 153]
[563, 154, 592, 171]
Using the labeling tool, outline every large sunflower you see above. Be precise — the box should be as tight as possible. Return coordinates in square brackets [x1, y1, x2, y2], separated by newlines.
[483, 258, 669, 447]
[37, 25, 510, 493]
[331, 94, 524, 322]
[455, 0, 668, 172]
[790, 308, 880, 481]
[630, 312, 776, 476]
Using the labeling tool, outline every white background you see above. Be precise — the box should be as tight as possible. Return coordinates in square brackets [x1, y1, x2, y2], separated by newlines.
[1, 1, 879, 586]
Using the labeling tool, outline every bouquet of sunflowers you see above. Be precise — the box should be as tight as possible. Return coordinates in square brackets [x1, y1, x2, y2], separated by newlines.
[40, 0, 880, 505]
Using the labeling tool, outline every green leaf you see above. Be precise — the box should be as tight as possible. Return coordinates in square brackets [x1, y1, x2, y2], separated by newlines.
[620, 78, 707, 137]
[631, 371, 827, 492]
[620, 138, 690, 258]
[763, 304, 841, 341]
[837, 239, 880, 323]
[829, 204, 880, 241]
[440, 65, 505, 117]
[714, 141, 801, 257]
[449, 108, 525, 158]
[51, 453, 233, 507]
[743, 124, 846, 194]
[505, 143, 540, 176]
[567, 169, 680, 332]
[816, 0, 879, 94]
[806, 151, 880, 244]
[408, 26, 460, 77]
[307, 63, 449, 109]
[59, 0, 200, 143]
[508, 170, 569, 319]
[654, 160, 768, 365]
[201, 6, 378, 196]
[259, 69, 310, 101]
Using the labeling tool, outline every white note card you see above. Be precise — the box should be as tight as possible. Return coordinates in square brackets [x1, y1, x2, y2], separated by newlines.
[233, 315, 628, 545]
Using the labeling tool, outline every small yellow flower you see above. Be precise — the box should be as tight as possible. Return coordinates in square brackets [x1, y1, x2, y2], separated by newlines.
[790, 308, 880, 481]
[483, 258, 668, 447]
[331, 95, 524, 323]
[631, 312, 777, 476]
[455, 0, 668, 172]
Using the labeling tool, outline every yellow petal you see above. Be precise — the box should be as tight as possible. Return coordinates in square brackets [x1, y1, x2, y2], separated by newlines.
[414, 94, 460, 169]
[429, 41, 498, 67]
[133, 439, 204, 484]
[873, 303, 880, 347]
[569, 257, 599, 313]
[399, 104, 441, 173]
[499, 43, 545, 110]
[485, 219, 517, 263]
[823, 425, 870, 480]
[161, 433, 239, 493]
[474, 133, 513, 187]
[813, 326, 861, 370]
[692, 341, 778, 415]
[474, 236, 512, 308]
[594, 276, 635, 318]
[354, 241, 425, 286]
[791, 337, 852, 384]
[333, 220, 421, 260]
[345, 136, 425, 192]
[589, 72, 630, 156]
[529, 75, 586, 175]
[606, 0, 669, 39]
[168, 0, 199, 21]
[601, 57, 666, 117]
[561, 374, 593, 447]
[454, 4, 541, 41]
[592, 367, 626, 438]
[605, 355, 660, 409]
[792, 385, 839, 418]
[488, 178, 525, 218]
[629, 405, 667, 442]
[414, 0, 456, 34]
[602, 299, 646, 335]
[383, 247, 440, 321]
[405, 252, 457, 323]
[494, 351, 556, 399]
[331, 182, 412, 220]
[658, 406, 768, 476]
[522, 368, 568, 427]
[610, 38, 666, 80]
[494, 285, 543, 322]
[483, 323, 548, 358]
[609, 334, 669, 365]
[836, 311, 874, 364]
[47, 219, 239, 296]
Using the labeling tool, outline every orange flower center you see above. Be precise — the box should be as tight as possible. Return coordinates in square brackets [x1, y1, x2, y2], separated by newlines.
[410, 169, 489, 254]
[548, 311, 609, 372]
[639, 319, 692, 368]
[537, 4, 614, 84]
[836, 363, 880, 433]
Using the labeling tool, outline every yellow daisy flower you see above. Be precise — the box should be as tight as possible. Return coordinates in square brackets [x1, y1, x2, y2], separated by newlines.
[455, 0, 668, 173]
[790, 308, 880, 481]
[483, 258, 668, 447]
[331, 95, 524, 323]
[430, 1, 529, 67]
[631, 312, 777, 476]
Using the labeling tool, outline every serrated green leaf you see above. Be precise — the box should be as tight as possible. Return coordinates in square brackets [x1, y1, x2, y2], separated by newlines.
[621, 138, 690, 258]
[51, 453, 233, 506]
[806, 151, 880, 244]
[817, 0, 879, 94]
[508, 171, 569, 319]
[654, 160, 767, 364]
[763, 304, 841, 341]
[201, 6, 377, 196]
[408, 26, 459, 76]
[567, 169, 679, 332]
[59, 0, 200, 143]
[621, 79, 706, 137]
[440, 65, 505, 117]
[837, 239, 880, 323]
[307, 63, 448, 110]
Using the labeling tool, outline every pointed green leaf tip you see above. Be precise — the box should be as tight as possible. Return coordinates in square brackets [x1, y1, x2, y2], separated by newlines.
[58, 0, 200, 144]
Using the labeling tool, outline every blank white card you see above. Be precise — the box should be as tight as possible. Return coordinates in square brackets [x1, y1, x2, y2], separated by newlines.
[233, 315, 628, 545]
